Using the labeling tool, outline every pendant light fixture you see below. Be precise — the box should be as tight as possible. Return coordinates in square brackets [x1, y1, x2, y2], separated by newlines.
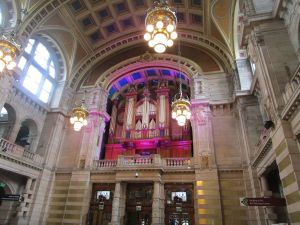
[171, 41, 191, 126]
[0, 32, 21, 73]
[70, 93, 89, 131]
[144, 0, 177, 53]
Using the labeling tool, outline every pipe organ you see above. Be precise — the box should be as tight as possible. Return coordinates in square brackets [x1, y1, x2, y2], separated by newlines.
[105, 81, 192, 159]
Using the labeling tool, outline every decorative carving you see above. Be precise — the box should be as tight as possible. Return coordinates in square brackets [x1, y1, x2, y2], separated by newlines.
[190, 105, 210, 126]
[200, 152, 211, 169]
[139, 51, 155, 62]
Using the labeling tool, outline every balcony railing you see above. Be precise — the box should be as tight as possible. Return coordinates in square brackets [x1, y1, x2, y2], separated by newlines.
[126, 128, 169, 140]
[92, 155, 194, 171]
[252, 128, 272, 166]
[0, 138, 43, 165]
[282, 64, 300, 119]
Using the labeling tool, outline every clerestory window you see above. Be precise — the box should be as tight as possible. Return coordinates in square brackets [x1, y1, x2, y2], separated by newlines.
[17, 38, 57, 103]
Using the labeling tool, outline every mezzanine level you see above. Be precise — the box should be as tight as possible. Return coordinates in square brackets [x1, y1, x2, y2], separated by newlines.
[92, 155, 194, 172]
[282, 63, 300, 120]
[252, 128, 272, 167]
[0, 138, 43, 172]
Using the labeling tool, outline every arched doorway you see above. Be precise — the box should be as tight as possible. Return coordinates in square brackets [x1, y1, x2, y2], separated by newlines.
[15, 119, 38, 152]
[0, 180, 13, 225]
[0, 104, 16, 140]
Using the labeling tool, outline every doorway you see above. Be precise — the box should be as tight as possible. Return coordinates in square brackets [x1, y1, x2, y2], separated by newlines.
[165, 183, 194, 225]
[125, 183, 153, 225]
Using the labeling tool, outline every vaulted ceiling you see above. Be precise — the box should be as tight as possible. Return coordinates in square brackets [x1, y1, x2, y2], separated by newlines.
[15, 0, 238, 88]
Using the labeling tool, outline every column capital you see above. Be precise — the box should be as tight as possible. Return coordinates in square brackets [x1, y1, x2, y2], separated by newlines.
[89, 110, 110, 122]
[190, 100, 211, 126]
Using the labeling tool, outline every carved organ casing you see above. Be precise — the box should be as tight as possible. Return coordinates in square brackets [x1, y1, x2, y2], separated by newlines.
[105, 82, 192, 159]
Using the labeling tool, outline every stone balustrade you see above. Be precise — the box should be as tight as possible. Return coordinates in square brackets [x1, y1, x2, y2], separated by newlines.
[281, 64, 300, 120]
[252, 128, 272, 166]
[92, 154, 194, 171]
[0, 138, 43, 165]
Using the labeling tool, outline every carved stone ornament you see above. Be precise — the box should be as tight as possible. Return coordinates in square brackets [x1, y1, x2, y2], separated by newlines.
[139, 51, 155, 62]
[190, 105, 210, 125]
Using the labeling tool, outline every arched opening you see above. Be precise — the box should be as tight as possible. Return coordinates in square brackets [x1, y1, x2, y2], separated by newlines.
[15, 119, 38, 151]
[0, 178, 13, 225]
[0, 104, 16, 140]
[0, 171, 27, 225]
[103, 67, 192, 160]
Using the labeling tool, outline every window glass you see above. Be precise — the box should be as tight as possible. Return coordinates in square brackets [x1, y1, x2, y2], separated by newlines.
[23, 66, 42, 94]
[49, 61, 55, 78]
[18, 57, 27, 70]
[0, 107, 7, 117]
[25, 39, 35, 53]
[19, 38, 57, 104]
[0, 9, 2, 25]
[34, 43, 49, 69]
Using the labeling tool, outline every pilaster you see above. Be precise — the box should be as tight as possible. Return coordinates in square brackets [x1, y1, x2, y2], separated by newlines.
[0, 74, 13, 110]
[110, 182, 126, 225]
[272, 120, 300, 225]
[152, 182, 164, 225]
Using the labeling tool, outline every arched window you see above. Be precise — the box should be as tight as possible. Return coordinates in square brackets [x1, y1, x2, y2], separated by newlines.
[0, 6, 3, 25]
[17, 38, 58, 103]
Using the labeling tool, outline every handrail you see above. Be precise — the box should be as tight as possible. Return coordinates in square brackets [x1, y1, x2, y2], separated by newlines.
[282, 64, 300, 112]
[0, 138, 43, 165]
[253, 128, 272, 159]
[92, 155, 194, 170]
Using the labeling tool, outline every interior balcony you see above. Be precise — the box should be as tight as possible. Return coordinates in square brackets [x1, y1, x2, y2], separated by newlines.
[92, 154, 194, 172]
[281, 63, 300, 120]
[0, 138, 43, 173]
[252, 127, 273, 167]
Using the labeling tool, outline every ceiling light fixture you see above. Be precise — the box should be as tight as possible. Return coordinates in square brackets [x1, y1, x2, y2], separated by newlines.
[171, 41, 191, 126]
[70, 100, 89, 131]
[144, 0, 177, 53]
[0, 32, 21, 73]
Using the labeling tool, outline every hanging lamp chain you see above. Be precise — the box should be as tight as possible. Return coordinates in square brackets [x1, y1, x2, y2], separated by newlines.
[178, 38, 183, 98]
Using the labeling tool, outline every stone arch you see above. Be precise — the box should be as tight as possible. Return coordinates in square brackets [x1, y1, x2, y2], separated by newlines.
[83, 54, 208, 101]
[0, 103, 16, 140]
[0, 173, 15, 225]
[69, 33, 233, 89]
[15, 118, 38, 152]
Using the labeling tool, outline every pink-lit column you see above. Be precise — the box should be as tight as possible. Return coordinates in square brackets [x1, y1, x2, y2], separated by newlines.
[77, 86, 110, 169]
[109, 99, 118, 141]
[190, 99, 214, 166]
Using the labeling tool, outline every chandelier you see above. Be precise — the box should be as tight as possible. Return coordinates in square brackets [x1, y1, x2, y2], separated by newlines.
[144, 0, 177, 53]
[171, 42, 191, 126]
[70, 101, 89, 131]
[0, 33, 21, 72]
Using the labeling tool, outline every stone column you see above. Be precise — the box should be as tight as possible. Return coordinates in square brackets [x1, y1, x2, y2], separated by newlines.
[78, 111, 109, 169]
[191, 100, 223, 225]
[77, 86, 110, 168]
[111, 182, 127, 225]
[0, 74, 13, 111]
[260, 176, 277, 224]
[152, 182, 164, 225]
[14, 177, 35, 225]
[272, 120, 300, 225]
[190, 99, 214, 167]
[8, 120, 22, 143]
